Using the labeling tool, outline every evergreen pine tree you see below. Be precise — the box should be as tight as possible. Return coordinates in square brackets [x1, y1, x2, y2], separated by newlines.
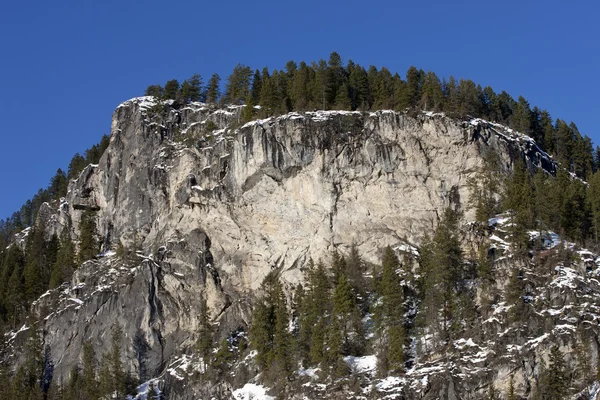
[50, 228, 76, 288]
[24, 225, 46, 303]
[98, 353, 112, 399]
[404, 66, 421, 108]
[0, 366, 10, 400]
[574, 330, 592, 386]
[250, 69, 262, 105]
[545, 345, 568, 398]
[196, 296, 213, 372]
[5, 245, 26, 327]
[345, 243, 366, 300]
[163, 79, 180, 100]
[49, 169, 68, 200]
[271, 283, 292, 379]
[503, 158, 535, 255]
[259, 68, 282, 117]
[110, 323, 126, 398]
[64, 366, 81, 400]
[206, 73, 221, 104]
[419, 71, 444, 111]
[511, 96, 532, 134]
[487, 383, 500, 400]
[507, 374, 516, 400]
[186, 73, 203, 102]
[67, 154, 87, 182]
[250, 297, 273, 370]
[334, 83, 351, 110]
[78, 211, 98, 264]
[249, 271, 291, 380]
[588, 172, 600, 242]
[213, 339, 233, 377]
[467, 151, 501, 226]
[145, 85, 164, 98]
[348, 65, 370, 110]
[81, 340, 99, 400]
[225, 64, 253, 104]
[298, 261, 331, 367]
[290, 61, 312, 111]
[458, 79, 481, 116]
[327, 274, 356, 376]
[376, 246, 405, 375]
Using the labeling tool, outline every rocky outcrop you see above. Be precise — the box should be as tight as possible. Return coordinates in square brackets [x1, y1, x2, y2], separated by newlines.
[11, 97, 565, 398]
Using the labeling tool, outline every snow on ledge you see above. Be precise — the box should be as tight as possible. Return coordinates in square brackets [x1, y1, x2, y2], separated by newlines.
[232, 384, 274, 400]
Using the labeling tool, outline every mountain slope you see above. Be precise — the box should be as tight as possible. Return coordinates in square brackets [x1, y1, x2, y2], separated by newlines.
[4, 97, 595, 400]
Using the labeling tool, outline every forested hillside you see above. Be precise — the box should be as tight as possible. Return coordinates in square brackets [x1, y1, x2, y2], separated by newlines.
[1, 54, 600, 399]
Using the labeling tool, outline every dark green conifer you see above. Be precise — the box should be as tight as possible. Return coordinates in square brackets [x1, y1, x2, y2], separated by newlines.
[81, 340, 99, 400]
[213, 339, 233, 377]
[206, 73, 221, 104]
[145, 85, 164, 98]
[78, 211, 98, 264]
[196, 296, 213, 372]
[50, 228, 76, 288]
[225, 64, 253, 104]
[376, 246, 405, 375]
[109, 323, 126, 398]
[507, 374, 516, 400]
[163, 79, 180, 100]
[503, 158, 535, 255]
[545, 345, 568, 398]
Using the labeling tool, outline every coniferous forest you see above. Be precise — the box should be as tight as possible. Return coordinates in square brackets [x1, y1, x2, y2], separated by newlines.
[1, 53, 600, 399]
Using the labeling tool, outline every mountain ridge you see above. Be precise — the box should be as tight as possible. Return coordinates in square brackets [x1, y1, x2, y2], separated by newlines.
[2, 96, 598, 400]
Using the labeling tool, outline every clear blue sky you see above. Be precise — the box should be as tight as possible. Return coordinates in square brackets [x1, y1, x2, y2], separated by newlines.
[0, 0, 598, 220]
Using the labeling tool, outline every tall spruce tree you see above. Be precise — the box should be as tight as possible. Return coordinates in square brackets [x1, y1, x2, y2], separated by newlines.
[50, 228, 76, 288]
[78, 211, 98, 264]
[206, 73, 221, 104]
[225, 64, 253, 104]
[249, 272, 291, 380]
[503, 158, 535, 255]
[163, 79, 180, 100]
[545, 345, 568, 398]
[376, 246, 405, 375]
[109, 323, 127, 399]
[81, 340, 99, 400]
[196, 296, 213, 372]
[297, 260, 331, 367]
[419, 208, 463, 344]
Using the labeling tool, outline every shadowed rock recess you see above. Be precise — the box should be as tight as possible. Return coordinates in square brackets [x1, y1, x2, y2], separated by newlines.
[7, 97, 596, 400]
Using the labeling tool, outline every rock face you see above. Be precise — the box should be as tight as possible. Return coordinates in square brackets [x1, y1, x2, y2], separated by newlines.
[11, 97, 564, 399]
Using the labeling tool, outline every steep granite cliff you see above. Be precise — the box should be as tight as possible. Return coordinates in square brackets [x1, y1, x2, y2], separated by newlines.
[6, 97, 581, 400]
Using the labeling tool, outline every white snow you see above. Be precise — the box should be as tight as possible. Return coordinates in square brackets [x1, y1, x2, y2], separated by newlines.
[297, 367, 320, 379]
[232, 384, 275, 400]
[489, 234, 509, 250]
[6, 324, 29, 342]
[129, 378, 162, 400]
[68, 298, 84, 305]
[376, 376, 404, 391]
[543, 308, 563, 316]
[395, 243, 419, 256]
[525, 333, 549, 348]
[344, 355, 377, 374]
[454, 338, 478, 349]
[488, 215, 510, 227]
[554, 324, 577, 333]
[167, 367, 184, 380]
[552, 266, 580, 289]
[240, 117, 273, 129]
[306, 110, 362, 122]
